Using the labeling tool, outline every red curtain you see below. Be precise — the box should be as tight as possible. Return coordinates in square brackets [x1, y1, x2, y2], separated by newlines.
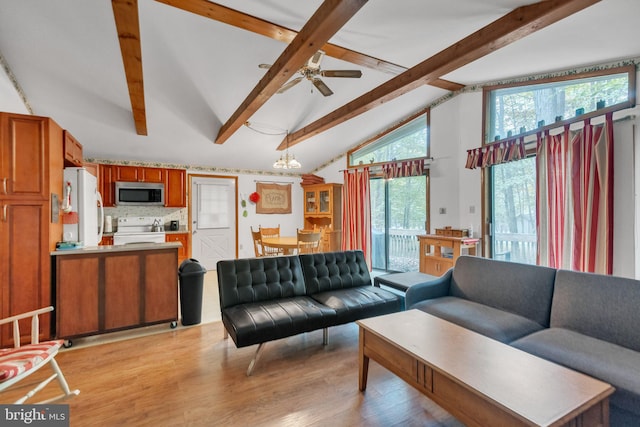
[536, 113, 614, 274]
[342, 168, 372, 268]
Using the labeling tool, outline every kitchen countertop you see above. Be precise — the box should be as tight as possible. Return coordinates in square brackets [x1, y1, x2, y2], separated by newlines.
[51, 241, 182, 256]
[102, 228, 189, 236]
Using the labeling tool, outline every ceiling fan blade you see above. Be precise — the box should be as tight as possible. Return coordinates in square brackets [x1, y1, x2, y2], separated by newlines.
[258, 63, 272, 69]
[277, 76, 304, 94]
[321, 70, 362, 78]
[312, 78, 333, 97]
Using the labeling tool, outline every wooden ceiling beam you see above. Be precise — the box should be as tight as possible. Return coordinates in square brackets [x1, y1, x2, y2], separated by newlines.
[278, 0, 601, 150]
[155, 0, 460, 89]
[213, 0, 369, 145]
[155, 0, 401, 75]
[112, 0, 147, 135]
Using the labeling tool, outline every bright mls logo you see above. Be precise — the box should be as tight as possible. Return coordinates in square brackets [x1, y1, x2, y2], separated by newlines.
[1, 405, 69, 426]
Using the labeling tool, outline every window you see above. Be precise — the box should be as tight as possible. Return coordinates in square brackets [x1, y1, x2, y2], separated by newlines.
[348, 111, 430, 272]
[349, 113, 428, 167]
[484, 65, 635, 143]
[484, 65, 635, 264]
[490, 158, 537, 264]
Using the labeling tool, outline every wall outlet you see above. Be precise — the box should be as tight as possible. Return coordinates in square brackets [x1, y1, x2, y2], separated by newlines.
[469, 205, 476, 214]
[439, 207, 446, 214]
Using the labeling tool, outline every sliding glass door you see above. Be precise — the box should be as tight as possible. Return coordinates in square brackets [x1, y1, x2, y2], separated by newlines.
[371, 175, 426, 272]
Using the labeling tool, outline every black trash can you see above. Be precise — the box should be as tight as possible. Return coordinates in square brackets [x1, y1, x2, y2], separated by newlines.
[178, 258, 207, 326]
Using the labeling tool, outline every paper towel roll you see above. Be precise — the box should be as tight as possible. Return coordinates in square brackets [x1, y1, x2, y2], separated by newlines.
[105, 215, 113, 233]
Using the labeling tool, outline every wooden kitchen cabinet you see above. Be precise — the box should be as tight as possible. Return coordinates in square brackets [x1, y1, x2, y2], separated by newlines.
[0, 113, 49, 200]
[63, 130, 83, 167]
[114, 165, 165, 183]
[104, 254, 142, 330]
[100, 235, 113, 246]
[54, 247, 178, 340]
[0, 112, 63, 347]
[100, 165, 115, 207]
[302, 183, 342, 252]
[165, 168, 186, 207]
[165, 233, 189, 264]
[54, 254, 100, 338]
[83, 162, 99, 178]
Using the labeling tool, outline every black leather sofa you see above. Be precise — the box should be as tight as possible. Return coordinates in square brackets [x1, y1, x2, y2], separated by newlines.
[217, 250, 401, 375]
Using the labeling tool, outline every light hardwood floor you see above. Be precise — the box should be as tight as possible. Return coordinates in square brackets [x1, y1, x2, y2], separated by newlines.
[2, 272, 462, 426]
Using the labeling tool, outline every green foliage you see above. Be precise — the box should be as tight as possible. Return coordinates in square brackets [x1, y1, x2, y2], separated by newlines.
[371, 175, 426, 230]
[490, 74, 628, 141]
[492, 158, 536, 234]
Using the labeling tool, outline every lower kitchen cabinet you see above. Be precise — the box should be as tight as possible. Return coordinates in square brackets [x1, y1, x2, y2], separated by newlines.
[0, 201, 53, 347]
[54, 247, 178, 340]
[165, 233, 189, 264]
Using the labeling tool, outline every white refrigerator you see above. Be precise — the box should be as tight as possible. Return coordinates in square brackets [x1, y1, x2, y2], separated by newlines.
[63, 167, 104, 246]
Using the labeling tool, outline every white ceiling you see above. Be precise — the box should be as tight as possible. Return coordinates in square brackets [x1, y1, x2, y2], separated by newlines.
[0, 0, 638, 173]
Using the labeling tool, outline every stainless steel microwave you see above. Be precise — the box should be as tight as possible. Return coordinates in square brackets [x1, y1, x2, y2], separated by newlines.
[115, 182, 164, 206]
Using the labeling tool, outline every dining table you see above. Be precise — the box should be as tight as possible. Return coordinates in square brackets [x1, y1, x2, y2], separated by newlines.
[261, 236, 298, 255]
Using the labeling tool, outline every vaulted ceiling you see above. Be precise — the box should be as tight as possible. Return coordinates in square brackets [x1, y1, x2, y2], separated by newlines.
[0, 0, 638, 172]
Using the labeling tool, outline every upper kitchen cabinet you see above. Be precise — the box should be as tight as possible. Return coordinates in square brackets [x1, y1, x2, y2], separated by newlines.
[0, 113, 48, 200]
[100, 165, 115, 207]
[63, 130, 83, 167]
[114, 165, 164, 183]
[165, 168, 186, 207]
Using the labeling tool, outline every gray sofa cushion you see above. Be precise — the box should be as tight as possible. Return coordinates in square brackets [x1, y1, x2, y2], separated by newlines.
[450, 256, 556, 327]
[512, 328, 640, 416]
[411, 296, 545, 343]
[551, 270, 640, 352]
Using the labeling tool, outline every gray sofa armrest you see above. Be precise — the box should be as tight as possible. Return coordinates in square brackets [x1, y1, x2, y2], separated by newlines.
[404, 268, 452, 308]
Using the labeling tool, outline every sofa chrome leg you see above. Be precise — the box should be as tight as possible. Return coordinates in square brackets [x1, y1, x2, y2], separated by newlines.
[323, 328, 328, 346]
[246, 343, 265, 376]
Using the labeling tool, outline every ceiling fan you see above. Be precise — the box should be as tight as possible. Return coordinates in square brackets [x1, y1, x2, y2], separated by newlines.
[259, 50, 362, 97]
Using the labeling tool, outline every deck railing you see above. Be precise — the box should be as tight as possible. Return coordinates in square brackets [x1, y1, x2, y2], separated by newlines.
[493, 233, 537, 264]
[372, 230, 538, 272]
[372, 229, 422, 272]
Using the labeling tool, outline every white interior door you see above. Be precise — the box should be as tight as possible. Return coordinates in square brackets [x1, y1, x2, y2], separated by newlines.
[191, 177, 236, 270]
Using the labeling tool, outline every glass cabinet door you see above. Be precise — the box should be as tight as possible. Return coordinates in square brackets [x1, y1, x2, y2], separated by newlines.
[319, 189, 330, 213]
[305, 190, 316, 213]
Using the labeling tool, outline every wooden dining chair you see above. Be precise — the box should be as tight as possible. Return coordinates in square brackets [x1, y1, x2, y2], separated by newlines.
[259, 225, 283, 256]
[251, 227, 264, 257]
[296, 228, 322, 254]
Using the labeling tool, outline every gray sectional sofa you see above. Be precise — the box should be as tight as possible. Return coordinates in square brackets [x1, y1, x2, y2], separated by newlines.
[217, 250, 401, 375]
[405, 255, 640, 427]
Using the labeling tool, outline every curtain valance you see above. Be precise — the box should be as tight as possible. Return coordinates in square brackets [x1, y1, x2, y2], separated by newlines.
[382, 159, 425, 179]
[465, 138, 526, 169]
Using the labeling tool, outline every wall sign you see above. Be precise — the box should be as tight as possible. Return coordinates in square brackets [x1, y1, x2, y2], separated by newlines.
[255, 183, 291, 214]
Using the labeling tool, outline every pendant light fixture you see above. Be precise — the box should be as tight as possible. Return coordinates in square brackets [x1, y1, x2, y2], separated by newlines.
[273, 133, 301, 169]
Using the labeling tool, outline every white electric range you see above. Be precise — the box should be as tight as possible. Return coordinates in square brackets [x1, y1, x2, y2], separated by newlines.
[113, 216, 166, 245]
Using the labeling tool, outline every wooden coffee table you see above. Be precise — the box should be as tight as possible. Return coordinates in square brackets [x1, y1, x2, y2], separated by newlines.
[357, 310, 614, 427]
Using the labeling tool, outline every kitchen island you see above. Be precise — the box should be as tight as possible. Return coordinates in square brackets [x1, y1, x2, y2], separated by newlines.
[52, 242, 182, 343]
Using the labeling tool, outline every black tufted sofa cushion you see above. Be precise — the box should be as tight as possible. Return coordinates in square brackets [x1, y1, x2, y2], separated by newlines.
[300, 251, 402, 324]
[298, 251, 372, 294]
[218, 255, 306, 310]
